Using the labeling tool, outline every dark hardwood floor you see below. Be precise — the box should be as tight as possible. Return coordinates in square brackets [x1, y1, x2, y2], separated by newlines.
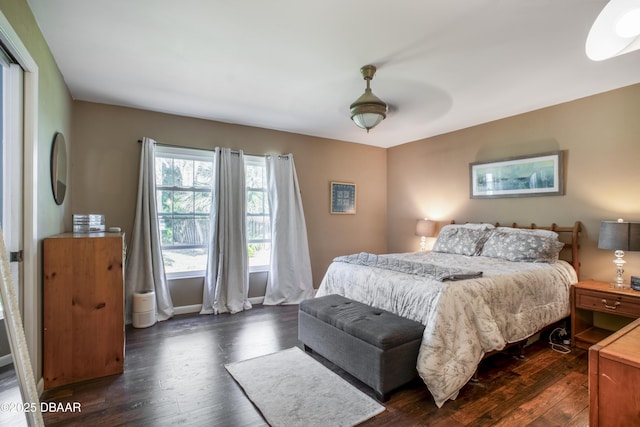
[0, 363, 29, 426]
[40, 305, 589, 426]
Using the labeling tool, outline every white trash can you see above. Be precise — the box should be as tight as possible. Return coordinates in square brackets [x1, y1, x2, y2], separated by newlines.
[132, 290, 156, 328]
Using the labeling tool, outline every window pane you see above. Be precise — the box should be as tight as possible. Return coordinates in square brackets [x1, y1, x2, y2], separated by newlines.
[174, 191, 194, 213]
[194, 160, 212, 188]
[156, 157, 174, 186]
[247, 214, 270, 241]
[162, 247, 208, 274]
[196, 218, 210, 242]
[194, 192, 211, 214]
[155, 147, 214, 275]
[247, 190, 267, 214]
[172, 217, 208, 245]
[248, 242, 270, 267]
[246, 164, 265, 188]
[245, 156, 270, 268]
[158, 215, 173, 245]
[154, 151, 278, 273]
[174, 159, 194, 187]
[157, 190, 173, 213]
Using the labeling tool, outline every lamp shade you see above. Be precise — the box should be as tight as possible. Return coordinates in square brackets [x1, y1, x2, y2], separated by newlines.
[598, 220, 640, 251]
[351, 109, 385, 131]
[415, 219, 436, 237]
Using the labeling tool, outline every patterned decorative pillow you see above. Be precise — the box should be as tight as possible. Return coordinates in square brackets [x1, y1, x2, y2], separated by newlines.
[492, 226, 559, 239]
[432, 225, 493, 256]
[480, 229, 565, 263]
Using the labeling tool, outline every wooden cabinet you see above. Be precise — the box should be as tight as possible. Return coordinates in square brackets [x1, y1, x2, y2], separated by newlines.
[43, 232, 125, 389]
[589, 317, 640, 426]
[571, 280, 640, 349]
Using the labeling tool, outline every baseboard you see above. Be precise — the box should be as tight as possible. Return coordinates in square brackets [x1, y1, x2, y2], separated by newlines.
[173, 304, 202, 315]
[249, 296, 265, 305]
[0, 353, 12, 368]
[172, 298, 265, 316]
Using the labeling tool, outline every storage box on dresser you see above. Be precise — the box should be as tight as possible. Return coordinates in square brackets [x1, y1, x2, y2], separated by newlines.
[43, 232, 125, 389]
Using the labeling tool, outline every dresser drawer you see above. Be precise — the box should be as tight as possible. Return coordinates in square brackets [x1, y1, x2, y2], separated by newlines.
[575, 289, 640, 318]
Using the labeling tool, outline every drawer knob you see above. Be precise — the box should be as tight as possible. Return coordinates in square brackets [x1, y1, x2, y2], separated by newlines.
[601, 299, 621, 310]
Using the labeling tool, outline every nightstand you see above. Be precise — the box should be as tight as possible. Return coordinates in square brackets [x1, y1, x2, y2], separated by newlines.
[571, 280, 640, 349]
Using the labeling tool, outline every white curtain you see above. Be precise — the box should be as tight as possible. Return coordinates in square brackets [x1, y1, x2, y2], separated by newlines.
[263, 153, 313, 305]
[124, 137, 174, 323]
[201, 147, 252, 314]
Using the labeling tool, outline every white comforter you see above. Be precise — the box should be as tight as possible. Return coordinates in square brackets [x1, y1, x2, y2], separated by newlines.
[316, 251, 577, 407]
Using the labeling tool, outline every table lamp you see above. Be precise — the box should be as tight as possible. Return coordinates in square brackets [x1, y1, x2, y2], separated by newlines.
[598, 219, 640, 288]
[415, 219, 436, 251]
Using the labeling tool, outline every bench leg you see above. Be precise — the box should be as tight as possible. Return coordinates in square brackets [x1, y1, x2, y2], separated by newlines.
[375, 390, 389, 402]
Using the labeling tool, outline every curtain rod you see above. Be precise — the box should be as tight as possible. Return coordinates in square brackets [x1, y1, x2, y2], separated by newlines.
[137, 139, 289, 159]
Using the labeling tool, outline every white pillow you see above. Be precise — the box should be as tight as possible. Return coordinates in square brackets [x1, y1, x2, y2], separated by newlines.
[432, 224, 493, 256]
[480, 229, 564, 263]
[448, 223, 495, 231]
[492, 226, 559, 240]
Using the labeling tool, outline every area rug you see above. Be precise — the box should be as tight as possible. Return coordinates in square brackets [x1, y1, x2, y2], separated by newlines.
[225, 347, 385, 426]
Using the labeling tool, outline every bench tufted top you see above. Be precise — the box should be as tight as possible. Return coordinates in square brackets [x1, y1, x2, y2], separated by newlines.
[299, 294, 425, 350]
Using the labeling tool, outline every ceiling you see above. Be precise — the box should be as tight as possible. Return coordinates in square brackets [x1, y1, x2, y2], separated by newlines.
[26, 0, 640, 148]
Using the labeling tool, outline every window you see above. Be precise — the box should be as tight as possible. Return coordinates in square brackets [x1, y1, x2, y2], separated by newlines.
[154, 148, 271, 275]
[245, 155, 271, 270]
[155, 146, 214, 276]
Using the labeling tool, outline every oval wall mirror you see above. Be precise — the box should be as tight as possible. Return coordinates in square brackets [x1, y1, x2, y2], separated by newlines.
[50, 132, 67, 205]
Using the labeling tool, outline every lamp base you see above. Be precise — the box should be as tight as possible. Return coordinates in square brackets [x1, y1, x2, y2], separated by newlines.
[613, 250, 626, 288]
[610, 282, 630, 289]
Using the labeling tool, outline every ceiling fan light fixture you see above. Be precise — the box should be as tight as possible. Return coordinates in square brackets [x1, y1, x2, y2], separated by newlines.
[616, 8, 640, 37]
[586, 0, 640, 61]
[350, 65, 387, 133]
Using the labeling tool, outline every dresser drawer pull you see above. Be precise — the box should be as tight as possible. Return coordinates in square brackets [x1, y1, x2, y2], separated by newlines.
[601, 299, 621, 310]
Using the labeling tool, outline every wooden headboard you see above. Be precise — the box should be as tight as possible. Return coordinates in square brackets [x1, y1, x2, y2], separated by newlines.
[450, 221, 582, 278]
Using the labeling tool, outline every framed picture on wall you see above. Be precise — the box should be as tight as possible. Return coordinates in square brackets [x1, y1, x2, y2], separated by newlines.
[469, 151, 564, 199]
[330, 181, 356, 214]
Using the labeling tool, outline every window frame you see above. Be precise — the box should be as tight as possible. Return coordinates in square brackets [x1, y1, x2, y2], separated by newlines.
[153, 148, 272, 277]
[154, 145, 214, 279]
[245, 155, 271, 272]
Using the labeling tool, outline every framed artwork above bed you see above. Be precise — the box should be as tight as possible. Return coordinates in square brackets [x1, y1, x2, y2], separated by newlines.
[470, 151, 564, 199]
[330, 181, 356, 214]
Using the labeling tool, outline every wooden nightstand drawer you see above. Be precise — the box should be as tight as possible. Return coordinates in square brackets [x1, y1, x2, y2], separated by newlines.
[571, 280, 640, 349]
[575, 289, 640, 318]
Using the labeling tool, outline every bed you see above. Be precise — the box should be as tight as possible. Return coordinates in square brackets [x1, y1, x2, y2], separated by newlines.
[315, 221, 581, 407]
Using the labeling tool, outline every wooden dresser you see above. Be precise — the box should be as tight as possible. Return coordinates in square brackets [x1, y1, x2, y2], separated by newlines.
[589, 317, 640, 426]
[43, 232, 125, 389]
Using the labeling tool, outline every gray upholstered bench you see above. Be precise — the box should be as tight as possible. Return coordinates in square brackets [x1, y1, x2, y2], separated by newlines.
[298, 294, 425, 401]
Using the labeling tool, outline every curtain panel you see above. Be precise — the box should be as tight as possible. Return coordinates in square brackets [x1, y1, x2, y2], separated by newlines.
[263, 153, 313, 305]
[201, 147, 252, 314]
[124, 137, 174, 323]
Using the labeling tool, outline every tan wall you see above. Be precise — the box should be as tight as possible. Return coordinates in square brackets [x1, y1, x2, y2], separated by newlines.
[388, 83, 640, 283]
[71, 101, 388, 296]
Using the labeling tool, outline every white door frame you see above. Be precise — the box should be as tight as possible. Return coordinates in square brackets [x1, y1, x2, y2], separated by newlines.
[0, 11, 40, 382]
[2, 61, 23, 302]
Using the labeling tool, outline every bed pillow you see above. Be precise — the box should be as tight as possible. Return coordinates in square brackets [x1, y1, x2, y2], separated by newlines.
[490, 226, 559, 239]
[432, 224, 493, 256]
[480, 228, 565, 263]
